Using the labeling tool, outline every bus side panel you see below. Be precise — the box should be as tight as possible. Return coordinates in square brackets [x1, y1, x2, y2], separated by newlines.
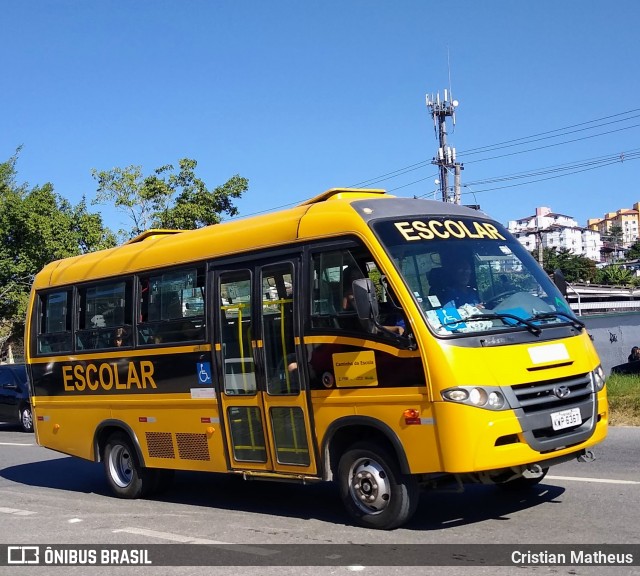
[34, 395, 232, 473]
[33, 398, 111, 460]
[354, 399, 441, 473]
[107, 397, 229, 472]
[311, 388, 442, 474]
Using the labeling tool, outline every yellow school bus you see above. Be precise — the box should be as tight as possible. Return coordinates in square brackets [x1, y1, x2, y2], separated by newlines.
[25, 188, 607, 529]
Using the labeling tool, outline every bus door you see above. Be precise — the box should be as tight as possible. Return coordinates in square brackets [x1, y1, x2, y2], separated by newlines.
[215, 260, 317, 475]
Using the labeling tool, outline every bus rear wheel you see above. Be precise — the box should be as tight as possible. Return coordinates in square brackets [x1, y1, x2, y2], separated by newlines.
[103, 432, 152, 499]
[338, 441, 419, 530]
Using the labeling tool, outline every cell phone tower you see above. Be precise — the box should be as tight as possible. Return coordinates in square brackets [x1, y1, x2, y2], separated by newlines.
[426, 88, 463, 203]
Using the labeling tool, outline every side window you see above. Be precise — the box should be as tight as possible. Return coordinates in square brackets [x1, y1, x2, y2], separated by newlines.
[219, 270, 255, 395]
[261, 262, 298, 395]
[139, 268, 205, 345]
[310, 247, 403, 334]
[37, 290, 72, 354]
[311, 250, 360, 328]
[76, 280, 132, 350]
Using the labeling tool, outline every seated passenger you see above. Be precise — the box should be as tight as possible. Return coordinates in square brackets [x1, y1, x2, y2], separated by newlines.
[113, 327, 130, 347]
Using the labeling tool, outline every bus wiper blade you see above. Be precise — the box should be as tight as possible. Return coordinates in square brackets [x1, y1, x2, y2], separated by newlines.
[529, 311, 585, 331]
[440, 312, 541, 336]
[465, 313, 542, 336]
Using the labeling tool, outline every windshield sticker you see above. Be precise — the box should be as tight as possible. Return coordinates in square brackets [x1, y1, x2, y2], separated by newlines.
[499, 245, 512, 254]
[555, 296, 572, 314]
[434, 307, 467, 331]
[394, 220, 506, 242]
[428, 295, 441, 307]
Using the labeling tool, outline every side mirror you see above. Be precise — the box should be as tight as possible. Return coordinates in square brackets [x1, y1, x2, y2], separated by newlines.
[352, 278, 416, 350]
[352, 278, 379, 321]
[553, 268, 567, 296]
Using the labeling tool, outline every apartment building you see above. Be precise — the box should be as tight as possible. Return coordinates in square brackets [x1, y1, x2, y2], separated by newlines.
[587, 203, 640, 248]
[508, 207, 602, 262]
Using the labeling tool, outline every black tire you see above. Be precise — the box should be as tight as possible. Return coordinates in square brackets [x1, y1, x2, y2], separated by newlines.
[103, 432, 152, 499]
[500, 467, 549, 490]
[19, 405, 33, 433]
[337, 441, 419, 530]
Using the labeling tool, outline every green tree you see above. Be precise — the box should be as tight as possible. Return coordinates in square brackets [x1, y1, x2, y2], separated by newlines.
[595, 264, 635, 286]
[92, 158, 248, 239]
[626, 240, 640, 260]
[608, 224, 623, 245]
[0, 151, 116, 346]
[536, 247, 598, 283]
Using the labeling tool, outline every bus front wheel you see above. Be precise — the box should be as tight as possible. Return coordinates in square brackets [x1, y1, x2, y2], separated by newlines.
[103, 432, 151, 499]
[337, 442, 419, 530]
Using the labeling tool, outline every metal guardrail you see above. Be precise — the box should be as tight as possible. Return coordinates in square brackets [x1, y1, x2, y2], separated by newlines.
[569, 300, 640, 312]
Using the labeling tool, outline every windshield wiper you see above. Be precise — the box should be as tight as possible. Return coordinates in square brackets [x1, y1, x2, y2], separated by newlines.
[440, 312, 541, 336]
[529, 311, 585, 331]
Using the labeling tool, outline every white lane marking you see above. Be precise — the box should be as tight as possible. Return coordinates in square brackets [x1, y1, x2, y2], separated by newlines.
[114, 527, 227, 544]
[548, 475, 640, 485]
[113, 528, 278, 556]
[0, 442, 35, 447]
[0, 506, 37, 516]
[68, 518, 83, 523]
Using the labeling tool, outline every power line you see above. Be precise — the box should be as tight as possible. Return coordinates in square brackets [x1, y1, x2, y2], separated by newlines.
[462, 123, 640, 165]
[232, 146, 639, 221]
[459, 108, 640, 155]
[347, 108, 640, 188]
[232, 109, 640, 220]
[465, 149, 640, 186]
[349, 159, 432, 188]
[460, 152, 640, 196]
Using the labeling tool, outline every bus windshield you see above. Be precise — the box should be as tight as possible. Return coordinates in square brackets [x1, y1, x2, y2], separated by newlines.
[372, 216, 578, 336]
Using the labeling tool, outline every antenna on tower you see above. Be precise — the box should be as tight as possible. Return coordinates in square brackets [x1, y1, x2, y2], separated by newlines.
[447, 46, 456, 130]
[425, 54, 463, 204]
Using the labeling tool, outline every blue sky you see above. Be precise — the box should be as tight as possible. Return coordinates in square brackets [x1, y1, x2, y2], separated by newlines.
[3, 1, 639, 233]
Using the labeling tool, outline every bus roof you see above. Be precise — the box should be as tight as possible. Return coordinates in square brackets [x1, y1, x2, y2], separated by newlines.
[33, 188, 491, 289]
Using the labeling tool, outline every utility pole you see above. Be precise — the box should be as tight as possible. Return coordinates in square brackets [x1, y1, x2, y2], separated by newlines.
[536, 230, 544, 266]
[426, 90, 463, 203]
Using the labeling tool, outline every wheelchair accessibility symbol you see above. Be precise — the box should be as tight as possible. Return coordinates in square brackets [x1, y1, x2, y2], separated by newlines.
[197, 362, 212, 385]
[435, 307, 466, 331]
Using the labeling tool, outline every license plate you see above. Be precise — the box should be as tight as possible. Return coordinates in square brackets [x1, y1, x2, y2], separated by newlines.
[551, 407, 582, 431]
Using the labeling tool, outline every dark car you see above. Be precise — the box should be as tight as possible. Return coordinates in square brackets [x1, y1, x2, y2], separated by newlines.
[0, 363, 33, 432]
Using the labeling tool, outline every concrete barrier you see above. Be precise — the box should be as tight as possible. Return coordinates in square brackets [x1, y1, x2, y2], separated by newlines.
[582, 312, 640, 375]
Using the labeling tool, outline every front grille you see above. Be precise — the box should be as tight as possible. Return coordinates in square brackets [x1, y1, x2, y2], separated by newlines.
[511, 374, 592, 414]
[507, 373, 596, 452]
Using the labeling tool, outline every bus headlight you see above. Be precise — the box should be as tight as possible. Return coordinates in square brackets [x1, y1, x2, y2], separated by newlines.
[591, 365, 606, 391]
[442, 386, 508, 410]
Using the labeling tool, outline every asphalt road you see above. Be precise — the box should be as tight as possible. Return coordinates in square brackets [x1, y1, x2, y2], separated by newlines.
[0, 423, 638, 576]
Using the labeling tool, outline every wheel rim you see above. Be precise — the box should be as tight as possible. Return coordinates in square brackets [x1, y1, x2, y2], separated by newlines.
[21, 408, 33, 431]
[348, 457, 391, 515]
[109, 444, 134, 488]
